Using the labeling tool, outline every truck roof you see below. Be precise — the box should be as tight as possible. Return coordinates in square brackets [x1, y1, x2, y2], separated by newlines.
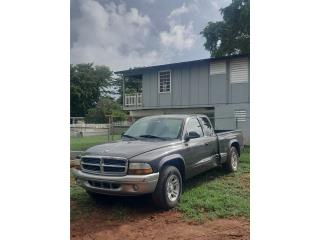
[142, 114, 207, 119]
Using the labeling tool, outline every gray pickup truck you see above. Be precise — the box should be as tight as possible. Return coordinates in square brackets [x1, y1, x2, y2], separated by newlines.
[72, 114, 243, 209]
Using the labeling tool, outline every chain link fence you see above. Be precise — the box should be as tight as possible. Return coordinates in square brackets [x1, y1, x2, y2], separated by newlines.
[70, 116, 134, 141]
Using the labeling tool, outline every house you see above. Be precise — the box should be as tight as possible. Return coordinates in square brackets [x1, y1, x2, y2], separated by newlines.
[115, 54, 250, 144]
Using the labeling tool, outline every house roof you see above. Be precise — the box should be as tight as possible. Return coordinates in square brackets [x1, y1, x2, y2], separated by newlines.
[114, 54, 249, 76]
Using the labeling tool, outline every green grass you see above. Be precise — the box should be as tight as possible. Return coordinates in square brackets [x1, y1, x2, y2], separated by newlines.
[70, 135, 121, 151]
[178, 147, 250, 222]
[70, 184, 95, 221]
[70, 147, 250, 222]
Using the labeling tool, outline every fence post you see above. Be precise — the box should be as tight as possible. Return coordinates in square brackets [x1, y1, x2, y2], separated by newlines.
[106, 115, 110, 142]
[111, 116, 114, 141]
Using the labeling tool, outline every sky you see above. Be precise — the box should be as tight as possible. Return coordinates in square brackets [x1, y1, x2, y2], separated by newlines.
[70, 0, 231, 71]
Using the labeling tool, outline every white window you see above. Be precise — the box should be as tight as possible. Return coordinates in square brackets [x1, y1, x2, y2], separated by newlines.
[234, 110, 247, 122]
[210, 60, 226, 75]
[230, 58, 249, 83]
[158, 70, 171, 93]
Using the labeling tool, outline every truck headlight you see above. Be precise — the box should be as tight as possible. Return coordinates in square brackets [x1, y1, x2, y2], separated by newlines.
[128, 163, 153, 175]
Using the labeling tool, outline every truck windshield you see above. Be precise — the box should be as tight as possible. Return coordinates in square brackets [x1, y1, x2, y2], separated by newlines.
[124, 117, 183, 140]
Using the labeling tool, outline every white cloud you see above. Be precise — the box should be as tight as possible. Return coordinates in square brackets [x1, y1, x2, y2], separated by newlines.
[160, 21, 196, 51]
[161, 2, 199, 51]
[168, 3, 189, 18]
[70, 0, 228, 70]
[71, 0, 162, 70]
[168, 2, 199, 19]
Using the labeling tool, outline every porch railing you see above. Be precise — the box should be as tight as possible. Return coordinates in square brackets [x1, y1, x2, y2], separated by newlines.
[124, 93, 142, 108]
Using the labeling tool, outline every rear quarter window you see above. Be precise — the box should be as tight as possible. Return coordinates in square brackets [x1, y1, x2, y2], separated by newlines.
[199, 117, 214, 136]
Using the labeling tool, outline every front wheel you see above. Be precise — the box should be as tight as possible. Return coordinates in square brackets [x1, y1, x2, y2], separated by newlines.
[152, 166, 182, 210]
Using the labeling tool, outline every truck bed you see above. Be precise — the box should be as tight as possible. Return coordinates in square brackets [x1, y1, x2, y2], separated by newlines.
[215, 129, 244, 157]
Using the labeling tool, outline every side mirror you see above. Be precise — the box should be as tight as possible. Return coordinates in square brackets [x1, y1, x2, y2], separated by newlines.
[184, 131, 200, 141]
[121, 132, 125, 137]
[184, 133, 190, 142]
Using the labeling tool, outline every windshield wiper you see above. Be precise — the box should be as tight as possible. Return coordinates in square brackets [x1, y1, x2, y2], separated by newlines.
[138, 134, 167, 140]
[122, 134, 138, 140]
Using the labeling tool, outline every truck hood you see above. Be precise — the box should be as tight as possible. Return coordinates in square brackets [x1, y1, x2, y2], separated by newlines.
[84, 140, 180, 159]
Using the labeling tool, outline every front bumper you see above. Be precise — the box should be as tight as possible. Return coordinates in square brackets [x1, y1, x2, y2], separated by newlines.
[71, 168, 159, 196]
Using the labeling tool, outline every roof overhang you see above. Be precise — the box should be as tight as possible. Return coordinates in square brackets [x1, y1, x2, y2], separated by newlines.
[114, 54, 249, 76]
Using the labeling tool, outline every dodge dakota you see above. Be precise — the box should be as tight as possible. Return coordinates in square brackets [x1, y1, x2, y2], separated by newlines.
[72, 114, 244, 209]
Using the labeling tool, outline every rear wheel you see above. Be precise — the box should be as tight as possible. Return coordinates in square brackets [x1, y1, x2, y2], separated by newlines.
[152, 166, 182, 210]
[223, 146, 239, 172]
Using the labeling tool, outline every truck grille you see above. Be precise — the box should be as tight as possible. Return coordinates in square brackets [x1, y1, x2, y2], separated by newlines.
[80, 156, 128, 176]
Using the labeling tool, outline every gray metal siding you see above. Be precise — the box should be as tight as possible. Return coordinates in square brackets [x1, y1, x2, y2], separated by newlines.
[129, 56, 250, 144]
[214, 103, 250, 145]
[231, 83, 249, 103]
[189, 64, 199, 105]
[210, 74, 227, 104]
[172, 68, 182, 106]
[210, 60, 226, 75]
[142, 72, 150, 107]
[159, 93, 171, 106]
[142, 71, 158, 107]
[181, 68, 190, 106]
[168, 62, 210, 106]
[198, 62, 209, 105]
[140, 57, 249, 108]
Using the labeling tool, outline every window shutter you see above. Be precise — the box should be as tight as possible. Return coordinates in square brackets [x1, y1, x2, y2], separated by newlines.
[230, 58, 249, 83]
[234, 110, 247, 122]
[210, 60, 226, 75]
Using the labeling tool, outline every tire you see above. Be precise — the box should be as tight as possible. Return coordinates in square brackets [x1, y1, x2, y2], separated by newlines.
[152, 166, 182, 210]
[223, 146, 239, 172]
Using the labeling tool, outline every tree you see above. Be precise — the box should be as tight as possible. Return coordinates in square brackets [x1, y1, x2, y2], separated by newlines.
[201, 0, 250, 57]
[70, 63, 116, 117]
[85, 97, 127, 123]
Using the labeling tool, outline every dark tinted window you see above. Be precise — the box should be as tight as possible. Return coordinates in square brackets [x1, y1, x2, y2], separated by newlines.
[199, 117, 214, 136]
[185, 117, 203, 138]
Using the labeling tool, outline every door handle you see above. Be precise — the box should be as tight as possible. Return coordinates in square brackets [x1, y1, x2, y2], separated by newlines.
[204, 142, 209, 146]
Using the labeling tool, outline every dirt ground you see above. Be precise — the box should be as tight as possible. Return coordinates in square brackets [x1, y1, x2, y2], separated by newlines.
[71, 208, 249, 240]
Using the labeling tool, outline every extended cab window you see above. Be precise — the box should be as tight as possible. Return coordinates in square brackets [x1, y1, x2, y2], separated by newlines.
[185, 117, 204, 138]
[199, 117, 214, 136]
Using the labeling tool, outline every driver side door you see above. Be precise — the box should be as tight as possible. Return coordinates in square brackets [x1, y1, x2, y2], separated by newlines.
[182, 117, 208, 178]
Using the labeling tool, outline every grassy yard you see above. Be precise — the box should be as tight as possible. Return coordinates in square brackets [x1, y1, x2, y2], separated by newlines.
[178, 147, 250, 221]
[70, 147, 249, 222]
[70, 135, 121, 151]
